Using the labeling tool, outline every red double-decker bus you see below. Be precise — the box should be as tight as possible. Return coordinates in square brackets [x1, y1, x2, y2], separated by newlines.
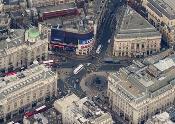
[39, 8, 80, 21]
[24, 105, 48, 118]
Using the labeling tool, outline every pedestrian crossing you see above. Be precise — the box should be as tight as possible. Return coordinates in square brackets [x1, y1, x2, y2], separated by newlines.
[85, 59, 103, 72]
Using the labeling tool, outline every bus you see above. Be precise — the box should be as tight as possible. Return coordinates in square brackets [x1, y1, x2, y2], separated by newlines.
[7, 121, 15, 124]
[103, 58, 120, 64]
[43, 60, 54, 64]
[73, 64, 84, 75]
[35, 105, 47, 113]
[96, 45, 102, 54]
[7, 121, 20, 124]
[24, 105, 48, 118]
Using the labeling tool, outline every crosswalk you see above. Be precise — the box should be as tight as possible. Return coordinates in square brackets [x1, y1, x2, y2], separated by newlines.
[85, 58, 103, 72]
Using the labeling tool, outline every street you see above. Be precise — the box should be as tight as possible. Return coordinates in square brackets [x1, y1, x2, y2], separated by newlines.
[52, 0, 129, 123]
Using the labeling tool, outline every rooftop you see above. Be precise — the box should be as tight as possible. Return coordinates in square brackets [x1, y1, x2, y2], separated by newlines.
[0, 63, 56, 101]
[109, 51, 175, 102]
[37, 2, 77, 14]
[54, 94, 112, 123]
[43, 15, 94, 34]
[54, 94, 80, 113]
[0, 13, 11, 28]
[115, 6, 160, 39]
[0, 29, 25, 57]
[147, 0, 175, 20]
[27, 28, 40, 39]
[71, 97, 112, 123]
[24, 108, 61, 124]
[0, 28, 47, 57]
[146, 106, 175, 123]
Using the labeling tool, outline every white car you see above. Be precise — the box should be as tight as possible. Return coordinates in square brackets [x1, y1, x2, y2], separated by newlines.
[87, 63, 91, 66]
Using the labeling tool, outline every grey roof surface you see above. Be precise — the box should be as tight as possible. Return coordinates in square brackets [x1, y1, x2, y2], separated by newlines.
[147, 0, 175, 20]
[115, 6, 160, 39]
[38, 2, 77, 13]
[0, 64, 56, 100]
[109, 53, 175, 102]
[43, 15, 92, 34]
[0, 29, 25, 57]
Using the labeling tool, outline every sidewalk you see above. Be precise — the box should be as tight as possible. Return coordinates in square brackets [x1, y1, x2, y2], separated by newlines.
[80, 71, 107, 97]
[53, 50, 95, 61]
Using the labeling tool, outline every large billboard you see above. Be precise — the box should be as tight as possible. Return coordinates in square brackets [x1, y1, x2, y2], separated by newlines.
[3, 0, 19, 5]
[50, 28, 94, 45]
[78, 38, 94, 49]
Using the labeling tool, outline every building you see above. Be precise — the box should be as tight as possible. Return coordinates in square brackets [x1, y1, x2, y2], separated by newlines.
[39, 13, 94, 56]
[38, 1, 95, 56]
[37, 2, 79, 21]
[0, 0, 3, 12]
[54, 94, 113, 124]
[145, 112, 174, 124]
[144, 0, 175, 45]
[0, 28, 48, 73]
[2, 0, 27, 12]
[23, 108, 62, 124]
[145, 106, 175, 124]
[0, 63, 58, 123]
[0, 13, 11, 29]
[27, 0, 74, 8]
[145, 0, 175, 28]
[107, 49, 175, 124]
[113, 6, 161, 58]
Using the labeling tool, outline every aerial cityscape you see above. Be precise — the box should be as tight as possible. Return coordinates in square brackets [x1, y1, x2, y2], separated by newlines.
[0, 0, 175, 124]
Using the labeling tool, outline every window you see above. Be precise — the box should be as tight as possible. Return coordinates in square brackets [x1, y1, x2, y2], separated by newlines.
[20, 99, 23, 105]
[40, 90, 43, 96]
[14, 102, 17, 108]
[33, 93, 36, 99]
[60, 1, 63, 3]
[27, 96, 30, 102]
[131, 43, 134, 49]
[7, 105, 10, 111]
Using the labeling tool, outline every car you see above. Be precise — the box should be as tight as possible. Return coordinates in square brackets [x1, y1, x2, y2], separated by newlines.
[87, 63, 91, 66]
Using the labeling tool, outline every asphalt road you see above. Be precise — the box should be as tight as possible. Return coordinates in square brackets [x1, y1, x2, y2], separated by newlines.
[55, 0, 128, 96]
[8, 0, 129, 123]
[55, 0, 129, 123]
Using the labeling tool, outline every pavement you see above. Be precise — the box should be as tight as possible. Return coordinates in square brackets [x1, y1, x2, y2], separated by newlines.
[7, 0, 131, 123]
[79, 71, 107, 97]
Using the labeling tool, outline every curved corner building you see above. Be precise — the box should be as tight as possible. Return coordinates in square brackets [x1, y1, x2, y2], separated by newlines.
[50, 27, 94, 55]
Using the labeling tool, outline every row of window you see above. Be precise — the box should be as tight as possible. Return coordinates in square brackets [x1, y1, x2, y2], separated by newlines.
[6, 84, 55, 112]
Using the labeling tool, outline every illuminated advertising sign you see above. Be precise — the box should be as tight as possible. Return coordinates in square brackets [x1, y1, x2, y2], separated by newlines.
[79, 38, 94, 49]
[79, 37, 94, 45]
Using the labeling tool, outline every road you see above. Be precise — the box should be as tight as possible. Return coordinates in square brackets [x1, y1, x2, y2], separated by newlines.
[54, 0, 128, 95]
[55, 0, 129, 123]
[7, 0, 130, 123]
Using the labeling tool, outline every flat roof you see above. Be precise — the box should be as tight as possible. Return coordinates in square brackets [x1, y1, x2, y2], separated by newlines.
[54, 94, 80, 112]
[0, 64, 56, 100]
[0, 29, 25, 57]
[147, 0, 175, 20]
[154, 58, 175, 71]
[42, 15, 93, 34]
[38, 2, 77, 14]
[115, 6, 160, 39]
[109, 53, 175, 102]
